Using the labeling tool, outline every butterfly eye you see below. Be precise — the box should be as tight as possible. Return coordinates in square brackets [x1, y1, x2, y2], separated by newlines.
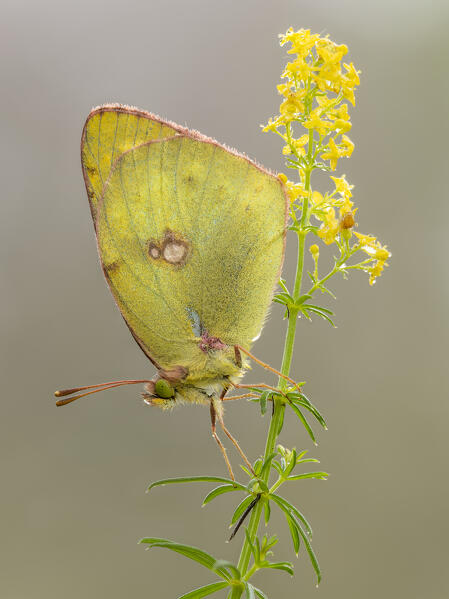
[154, 378, 175, 399]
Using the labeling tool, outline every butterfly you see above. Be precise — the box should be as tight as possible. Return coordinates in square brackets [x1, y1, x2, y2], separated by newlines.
[55, 104, 289, 478]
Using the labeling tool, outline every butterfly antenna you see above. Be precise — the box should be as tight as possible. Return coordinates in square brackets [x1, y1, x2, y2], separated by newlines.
[54, 379, 152, 406]
[236, 345, 302, 392]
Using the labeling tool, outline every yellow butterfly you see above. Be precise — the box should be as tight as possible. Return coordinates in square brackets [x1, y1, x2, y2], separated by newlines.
[55, 104, 289, 478]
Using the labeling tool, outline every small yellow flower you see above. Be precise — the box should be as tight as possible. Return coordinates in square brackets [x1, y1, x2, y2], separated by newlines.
[375, 246, 391, 261]
[343, 62, 361, 86]
[354, 232, 377, 247]
[280, 28, 319, 58]
[282, 145, 292, 155]
[295, 133, 309, 146]
[309, 244, 319, 257]
[261, 115, 287, 132]
[369, 260, 385, 286]
[311, 190, 324, 206]
[262, 118, 277, 133]
[320, 137, 342, 170]
[277, 83, 292, 97]
[336, 103, 350, 121]
[283, 58, 313, 81]
[318, 207, 340, 244]
[304, 109, 331, 136]
[278, 174, 307, 203]
[341, 83, 356, 106]
[330, 175, 354, 198]
[334, 118, 352, 133]
[280, 92, 305, 116]
[340, 197, 354, 214]
[340, 135, 354, 157]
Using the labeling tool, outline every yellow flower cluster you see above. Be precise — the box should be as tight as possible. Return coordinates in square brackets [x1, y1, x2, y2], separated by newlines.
[263, 28, 360, 173]
[313, 175, 355, 245]
[354, 233, 391, 285]
[268, 28, 389, 286]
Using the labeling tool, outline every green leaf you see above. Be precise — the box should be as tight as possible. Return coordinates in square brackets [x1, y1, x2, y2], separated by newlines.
[296, 400, 327, 429]
[253, 587, 268, 599]
[253, 459, 263, 476]
[231, 495, 255, 525]
[287, 472, 328, 481]
[264, 561, 294, 576]
[244, 528, 258, 562]
[278, 278, 289, 293]
[259, 391, 270, 416]
[302, 304, 335, 327]
[303, 303, 334, 315]
[139, 538, 229, 580]
[244, 583, 257, 599]
[288, 402, 316, 444]
[270, 495, 313, 537]
[299, 306, 312, 321]
[269, 493, 321, 582]
[289, 392, 327, 429]
[178, 581, 229, 599]
[296, 294, 312, 305]
[213, 560, 241, 581]
[271, 461, 283, 475]
[307, 271, 317, 284]
[202, 484, 240, 506]
[239, 465, 253, 477]
[147, 476, 246, 493]
[318, 283, 337, 299]
[284, 511, 300, 554]
[296, 523, 322, 584]
[273, 297, 289, 306]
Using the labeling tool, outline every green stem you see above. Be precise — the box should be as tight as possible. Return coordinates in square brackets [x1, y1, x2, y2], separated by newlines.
[230, 170, 313, 599]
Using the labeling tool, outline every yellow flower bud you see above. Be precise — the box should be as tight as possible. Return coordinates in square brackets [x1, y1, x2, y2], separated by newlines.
[310, 244, 319, 258]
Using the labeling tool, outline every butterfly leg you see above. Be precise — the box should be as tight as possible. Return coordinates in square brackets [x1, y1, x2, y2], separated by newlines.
[210, 402, 235, 481]
[236, 345, 301, 392]
[222, 393, 259, 401]
[217, 391, 256, 476]
[233, 382, 285, 396]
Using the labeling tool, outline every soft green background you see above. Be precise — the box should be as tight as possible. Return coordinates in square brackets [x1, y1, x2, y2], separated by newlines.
[1, 0, 448, 597]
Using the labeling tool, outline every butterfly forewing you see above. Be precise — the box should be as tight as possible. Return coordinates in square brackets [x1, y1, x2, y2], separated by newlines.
[84, 106, 288, 370]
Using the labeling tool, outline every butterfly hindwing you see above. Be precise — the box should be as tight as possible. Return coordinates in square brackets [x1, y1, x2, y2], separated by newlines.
[95, 132, 287, 370]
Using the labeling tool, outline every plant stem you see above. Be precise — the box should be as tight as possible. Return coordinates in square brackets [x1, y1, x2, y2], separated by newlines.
[230, 165, 312, 598]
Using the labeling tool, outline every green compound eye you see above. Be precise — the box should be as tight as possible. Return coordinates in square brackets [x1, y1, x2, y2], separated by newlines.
[154, 378, 175, 399]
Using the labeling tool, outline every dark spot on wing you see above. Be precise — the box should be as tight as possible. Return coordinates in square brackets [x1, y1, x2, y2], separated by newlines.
[147, 230, 191, 268]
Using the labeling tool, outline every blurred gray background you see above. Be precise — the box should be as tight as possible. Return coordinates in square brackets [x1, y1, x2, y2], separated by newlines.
[1, 0, 448, 597]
